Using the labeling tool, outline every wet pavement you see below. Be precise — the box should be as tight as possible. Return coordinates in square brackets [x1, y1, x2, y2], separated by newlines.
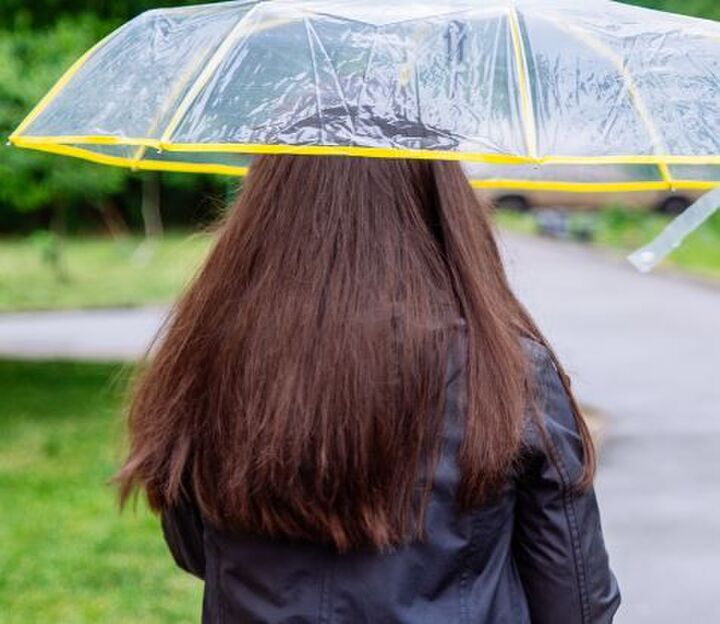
[501, 233, 720, 624]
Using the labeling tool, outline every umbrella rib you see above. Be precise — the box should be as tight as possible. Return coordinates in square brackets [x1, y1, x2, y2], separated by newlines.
[157, 2, 275, 147]
[304, 18, 356, 138]
[353, 27, 379, 144]
[508, 7, 538, 160]
[303, 18, 326, 144]
[130, 17, 244, 167]
[540, 13, 674, 189]
[378, 6, 503, 29]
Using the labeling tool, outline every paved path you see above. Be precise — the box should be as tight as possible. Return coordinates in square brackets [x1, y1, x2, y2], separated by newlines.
[1, 233, 718, 622]
[0, 306, 166, 361]
[501, 234, 720, 624]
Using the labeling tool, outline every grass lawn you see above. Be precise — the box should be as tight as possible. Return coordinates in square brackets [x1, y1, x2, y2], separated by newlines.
[0, 365, 608, 624]
[0, 206, 717, 314]
[0, 360, 202, 623]
[0, 233, 212, 312]
[495, 207, 720, 280]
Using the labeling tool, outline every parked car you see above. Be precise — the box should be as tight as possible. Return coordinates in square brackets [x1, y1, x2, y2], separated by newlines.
[482, 188, 701, 215]
[466, 163, 705, 215]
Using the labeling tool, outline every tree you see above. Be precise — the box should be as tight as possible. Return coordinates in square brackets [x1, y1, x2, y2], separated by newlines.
[1, 1, 717, 234]
[0, 15, 127, 223]
[0, 1, 201, 29]
[621, 0, 720, 20]
[0, 6, 216, 234]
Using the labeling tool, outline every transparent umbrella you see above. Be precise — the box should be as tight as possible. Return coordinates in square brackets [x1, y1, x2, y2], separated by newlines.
[10, 0, 720, 269]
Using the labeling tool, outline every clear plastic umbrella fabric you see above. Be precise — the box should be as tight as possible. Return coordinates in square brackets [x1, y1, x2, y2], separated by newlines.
[10, 0, 720, 268]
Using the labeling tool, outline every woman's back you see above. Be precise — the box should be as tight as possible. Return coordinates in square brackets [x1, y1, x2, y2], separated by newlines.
[118, 155, 619, 622]
[161, 330, 620, 623]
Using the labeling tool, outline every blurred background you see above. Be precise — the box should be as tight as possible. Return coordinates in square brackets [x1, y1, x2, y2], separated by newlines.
[0, 1, 719, 623]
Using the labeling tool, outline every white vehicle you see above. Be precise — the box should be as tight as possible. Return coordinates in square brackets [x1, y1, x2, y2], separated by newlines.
[466, 163, 707, 214]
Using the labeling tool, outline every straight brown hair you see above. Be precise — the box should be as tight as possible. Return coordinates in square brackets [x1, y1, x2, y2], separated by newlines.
[116, 155, 594, 551]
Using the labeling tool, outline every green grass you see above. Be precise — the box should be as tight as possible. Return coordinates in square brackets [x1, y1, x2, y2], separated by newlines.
[493, 209, 538, 236]
[0, 360, 202, 623]
[495, 207, 720, 280]
[0, 206, 717, 314]
[0, 233, 212, 312]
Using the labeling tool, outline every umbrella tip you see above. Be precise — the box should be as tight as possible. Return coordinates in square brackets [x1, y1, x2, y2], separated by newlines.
[627, 249, 657, 273]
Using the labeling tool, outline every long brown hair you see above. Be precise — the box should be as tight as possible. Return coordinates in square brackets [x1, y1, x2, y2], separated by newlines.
[116, 155, 594, 551]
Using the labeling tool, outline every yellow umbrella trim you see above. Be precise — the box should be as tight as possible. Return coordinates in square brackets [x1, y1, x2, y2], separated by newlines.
[10, 138, 720, 193]
[9, 7, 720, 193]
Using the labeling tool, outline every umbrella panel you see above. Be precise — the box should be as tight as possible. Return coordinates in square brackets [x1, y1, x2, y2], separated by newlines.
[10, 0, 720, 192]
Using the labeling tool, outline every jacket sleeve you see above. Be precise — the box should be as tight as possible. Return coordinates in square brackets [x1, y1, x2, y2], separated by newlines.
[161, 496, 207, 580]
[513, 342, 620, 624]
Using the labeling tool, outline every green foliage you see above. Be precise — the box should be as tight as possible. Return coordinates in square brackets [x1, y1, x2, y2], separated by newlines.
[1, 1, 202, 29]
[621, 0, 720, 20]
[0, 1, 718, 228]
[0, 15, 126, 214]
[29, 230, 67, 282]
[492, 208, 537, 235]
[0, 359, 202, 622]
[0, 5, 224, 227]
[0, 232, 212, 311]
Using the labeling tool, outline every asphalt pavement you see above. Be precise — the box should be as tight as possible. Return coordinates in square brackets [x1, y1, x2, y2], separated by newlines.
[1, 232, 718, 623]
[501, 234, 720, 624]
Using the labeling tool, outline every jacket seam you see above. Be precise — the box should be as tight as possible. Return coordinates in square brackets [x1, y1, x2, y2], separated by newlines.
[509, 509, 525, 624]
[319, 561, 336, 624]
[326, 560, 336, 624]
[563, 482, 590, 623]
[207, 534, 225, 624]
[319, 570, 328, 624]
[460, 510, 490, 624]
[545, 434, 592, 624]
[459, 514, 481, 624]
[459, 541, 471, 623]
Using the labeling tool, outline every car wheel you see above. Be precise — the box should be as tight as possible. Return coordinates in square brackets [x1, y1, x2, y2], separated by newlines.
[657, 196, 691, 216]
[495, 195, 530, 212]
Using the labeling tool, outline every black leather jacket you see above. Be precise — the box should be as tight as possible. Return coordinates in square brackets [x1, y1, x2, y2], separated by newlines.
[161, 336, 620, 623]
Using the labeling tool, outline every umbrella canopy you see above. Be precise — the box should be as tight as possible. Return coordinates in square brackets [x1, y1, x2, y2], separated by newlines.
[10, 0, 720, 193]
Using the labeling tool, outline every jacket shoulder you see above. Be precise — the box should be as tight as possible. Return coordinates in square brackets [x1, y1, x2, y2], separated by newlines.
[518, 337, 586, 484]
[519, 335, 552, 368]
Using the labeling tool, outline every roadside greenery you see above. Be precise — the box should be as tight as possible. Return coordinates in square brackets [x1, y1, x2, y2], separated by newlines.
[0, 1, 220, 235]
[495, 207, 720, 280]
[1, 204, 717, 313]
[0, 15, 126, 218]
[0, 0, 717, 308]
[0, 0, 717, 234]
[0, 359, 202, 623]
[0, 232, 212, 311]
[624, 0, 720, 20]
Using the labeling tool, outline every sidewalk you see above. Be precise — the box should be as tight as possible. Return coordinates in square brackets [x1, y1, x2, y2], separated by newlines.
[501, 232, 720, 624]
[0, 306, 167, 361]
